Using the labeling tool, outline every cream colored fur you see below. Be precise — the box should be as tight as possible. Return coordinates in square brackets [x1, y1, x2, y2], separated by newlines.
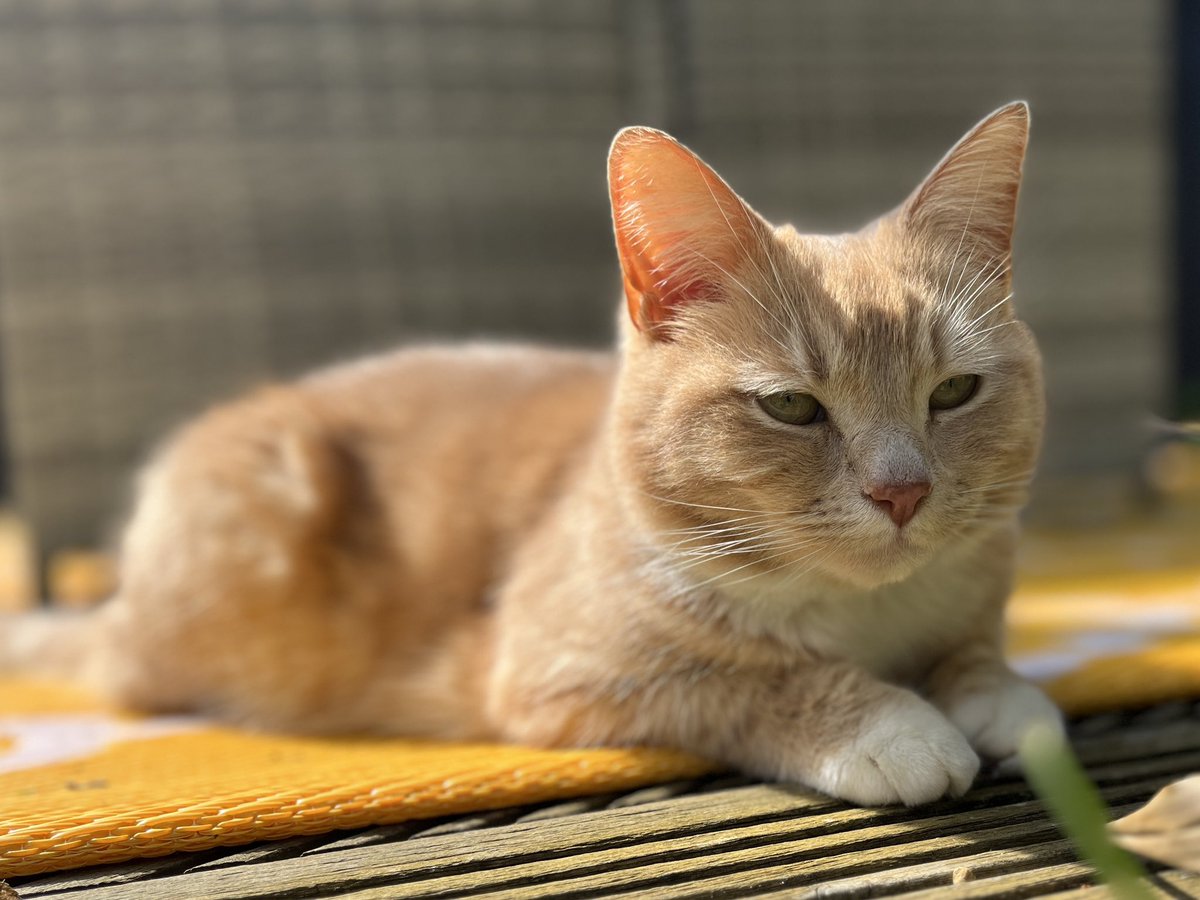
[0, 102, 1061, 806]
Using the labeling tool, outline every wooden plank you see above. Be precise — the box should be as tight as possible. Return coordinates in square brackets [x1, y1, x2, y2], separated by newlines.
[330, 845, 1091, 900]
[52, 783, 1165, 900]
[297, 821, 442, 857]
[570, 847, 1093, 900]
[1073, 722, 1200, 767]
[183, 835, 336, 873]
[509, 794, 621, 825]
[605, 779, 705, 809]
[320, 823, 1105, 900]
[273, 803, 1063, 899]
[858, 860, 1098, 900]
[14, 853, 223, 897]
[406, 808, 529, 839]
[1085, 750, 1200, 785]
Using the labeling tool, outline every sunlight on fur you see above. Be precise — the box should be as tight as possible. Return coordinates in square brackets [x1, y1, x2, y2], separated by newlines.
[0, 102, 1062, 807]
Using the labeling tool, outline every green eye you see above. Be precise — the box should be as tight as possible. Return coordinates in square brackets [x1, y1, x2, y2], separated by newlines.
[929, 374, 980, 411]
[757, 391, 826, 426]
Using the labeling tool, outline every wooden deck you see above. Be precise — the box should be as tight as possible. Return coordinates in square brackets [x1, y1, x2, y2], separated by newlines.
[6, 702, 1200, 899]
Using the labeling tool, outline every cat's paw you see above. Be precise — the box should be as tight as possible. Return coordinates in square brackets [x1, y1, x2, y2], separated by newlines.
[944, 677, 1063, 760]
[814, 696, 980, 807]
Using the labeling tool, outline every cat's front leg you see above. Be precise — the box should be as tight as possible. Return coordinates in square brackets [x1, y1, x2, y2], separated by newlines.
[925, 644, 1064, 761]
[731, 665, 980, 807]
[493, 649, 979, 806]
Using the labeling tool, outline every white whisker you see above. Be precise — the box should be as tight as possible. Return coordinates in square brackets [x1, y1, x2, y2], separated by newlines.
[956, 289, 1013, 339]
[680, 247, 794, 355]
[655, 510, 793, 533]
[958, 477, 1035, 495]
[660, 543, 803, 601]
[937, 168, 987, 324]
[637, 490, 807, 517]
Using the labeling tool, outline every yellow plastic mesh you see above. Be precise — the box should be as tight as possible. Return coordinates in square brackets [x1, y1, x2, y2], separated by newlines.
[2, 568, 1198, 879]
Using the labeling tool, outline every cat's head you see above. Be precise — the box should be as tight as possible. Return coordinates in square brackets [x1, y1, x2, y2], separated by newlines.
[607, 102, 1043, 590]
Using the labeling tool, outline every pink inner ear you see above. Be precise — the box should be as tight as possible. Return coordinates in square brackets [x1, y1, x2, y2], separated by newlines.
[609, 128, 762, 337]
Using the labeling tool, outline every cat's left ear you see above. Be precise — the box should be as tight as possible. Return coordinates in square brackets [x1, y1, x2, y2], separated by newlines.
[902, 101, 1029, 263]
[609, 127, 769, 338]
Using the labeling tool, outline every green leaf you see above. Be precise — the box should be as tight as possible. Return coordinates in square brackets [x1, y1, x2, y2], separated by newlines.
[1019, 722, 1154, 898]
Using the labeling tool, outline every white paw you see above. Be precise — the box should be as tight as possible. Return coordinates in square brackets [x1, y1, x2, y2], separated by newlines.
[815, 695, 980, 807]
[945, 677, 1063, 760]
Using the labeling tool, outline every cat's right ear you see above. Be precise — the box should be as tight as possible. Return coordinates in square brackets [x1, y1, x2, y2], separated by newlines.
[608, 127, 765, 338]
[901, 102, 1030, 265]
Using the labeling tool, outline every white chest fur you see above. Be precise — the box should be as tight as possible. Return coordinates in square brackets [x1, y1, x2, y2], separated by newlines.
[714, 547, 1000, 682]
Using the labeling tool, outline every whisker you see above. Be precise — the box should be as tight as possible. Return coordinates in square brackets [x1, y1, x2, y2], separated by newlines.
[760, 237, 795, 311]
[674, 531, 798, 557]
[964, 318, 1019, 343]
[660, 529, 778, 553]
[937, 166, 991, 334]
[656, 514, 790, 537]
[680, 248, 794, 355]
[749, 222, 812, 359]
[636, 490, 808, 517]
[652, 524, 822, 581]
[954, 277, 1011, 336]
[946, 253, 1003, 320]
[691, 157, 788, 309]
[717, 544, 834, 595]
[666, 531, 818, 566]
[945, 267, 1010, 345]
[957, 480, 1033, 495]
[772, 546, 837, 587]
[688, 156, 820, 364]
[662, 530, 782, 557]
[942, 253, 1006, 315]
[954, 290, 1014, 347]
[957, 469, 1037, 494]
[661, 543, 804, 601]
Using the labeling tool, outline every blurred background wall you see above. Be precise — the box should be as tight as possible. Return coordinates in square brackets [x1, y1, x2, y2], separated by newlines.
[0, 0, 1181, 558]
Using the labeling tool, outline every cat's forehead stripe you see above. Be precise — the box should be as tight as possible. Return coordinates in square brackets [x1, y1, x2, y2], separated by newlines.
[766, 290, 978, 399]
[767, 232, 1018, 384]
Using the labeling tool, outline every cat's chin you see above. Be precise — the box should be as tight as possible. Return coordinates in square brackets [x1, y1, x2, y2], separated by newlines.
[828, 559, 923, 590]
[822, 538, 934, 589]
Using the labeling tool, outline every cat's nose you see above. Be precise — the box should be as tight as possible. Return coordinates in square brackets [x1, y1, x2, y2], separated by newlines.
[865, 481, 931, 528]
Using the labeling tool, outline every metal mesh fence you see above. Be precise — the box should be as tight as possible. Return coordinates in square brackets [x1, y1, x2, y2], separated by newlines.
[0, 0, 1169, 550]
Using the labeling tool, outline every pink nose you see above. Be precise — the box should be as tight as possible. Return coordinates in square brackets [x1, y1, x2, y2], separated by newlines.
[865, 481, 931, 528]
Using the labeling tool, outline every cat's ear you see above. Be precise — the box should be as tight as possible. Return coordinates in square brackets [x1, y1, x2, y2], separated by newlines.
[902, 102, 1029, 263]
[609, 127, 766, 337]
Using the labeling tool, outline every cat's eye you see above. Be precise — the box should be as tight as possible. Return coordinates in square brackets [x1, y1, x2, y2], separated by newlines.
[929, 374, 980, 411]
[757, 392, 826, 426]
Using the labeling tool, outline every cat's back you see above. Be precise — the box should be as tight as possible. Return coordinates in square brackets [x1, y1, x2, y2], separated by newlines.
[303, 343, 616, 474]
[306, 342, 614, 424]
[299, 343, 618, 570]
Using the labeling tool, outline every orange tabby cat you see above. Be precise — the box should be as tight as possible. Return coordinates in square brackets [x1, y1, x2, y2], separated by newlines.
[2, 102, 1061, 806]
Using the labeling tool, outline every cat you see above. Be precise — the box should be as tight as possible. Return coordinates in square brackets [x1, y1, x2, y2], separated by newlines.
[2, 101, 1062, 806]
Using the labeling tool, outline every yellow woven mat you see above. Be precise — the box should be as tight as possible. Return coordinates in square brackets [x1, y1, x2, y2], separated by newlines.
[3, 568, 1199, 879]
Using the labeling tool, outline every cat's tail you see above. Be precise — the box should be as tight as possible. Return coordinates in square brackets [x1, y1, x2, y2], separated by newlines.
[0, 607, 105, 682]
